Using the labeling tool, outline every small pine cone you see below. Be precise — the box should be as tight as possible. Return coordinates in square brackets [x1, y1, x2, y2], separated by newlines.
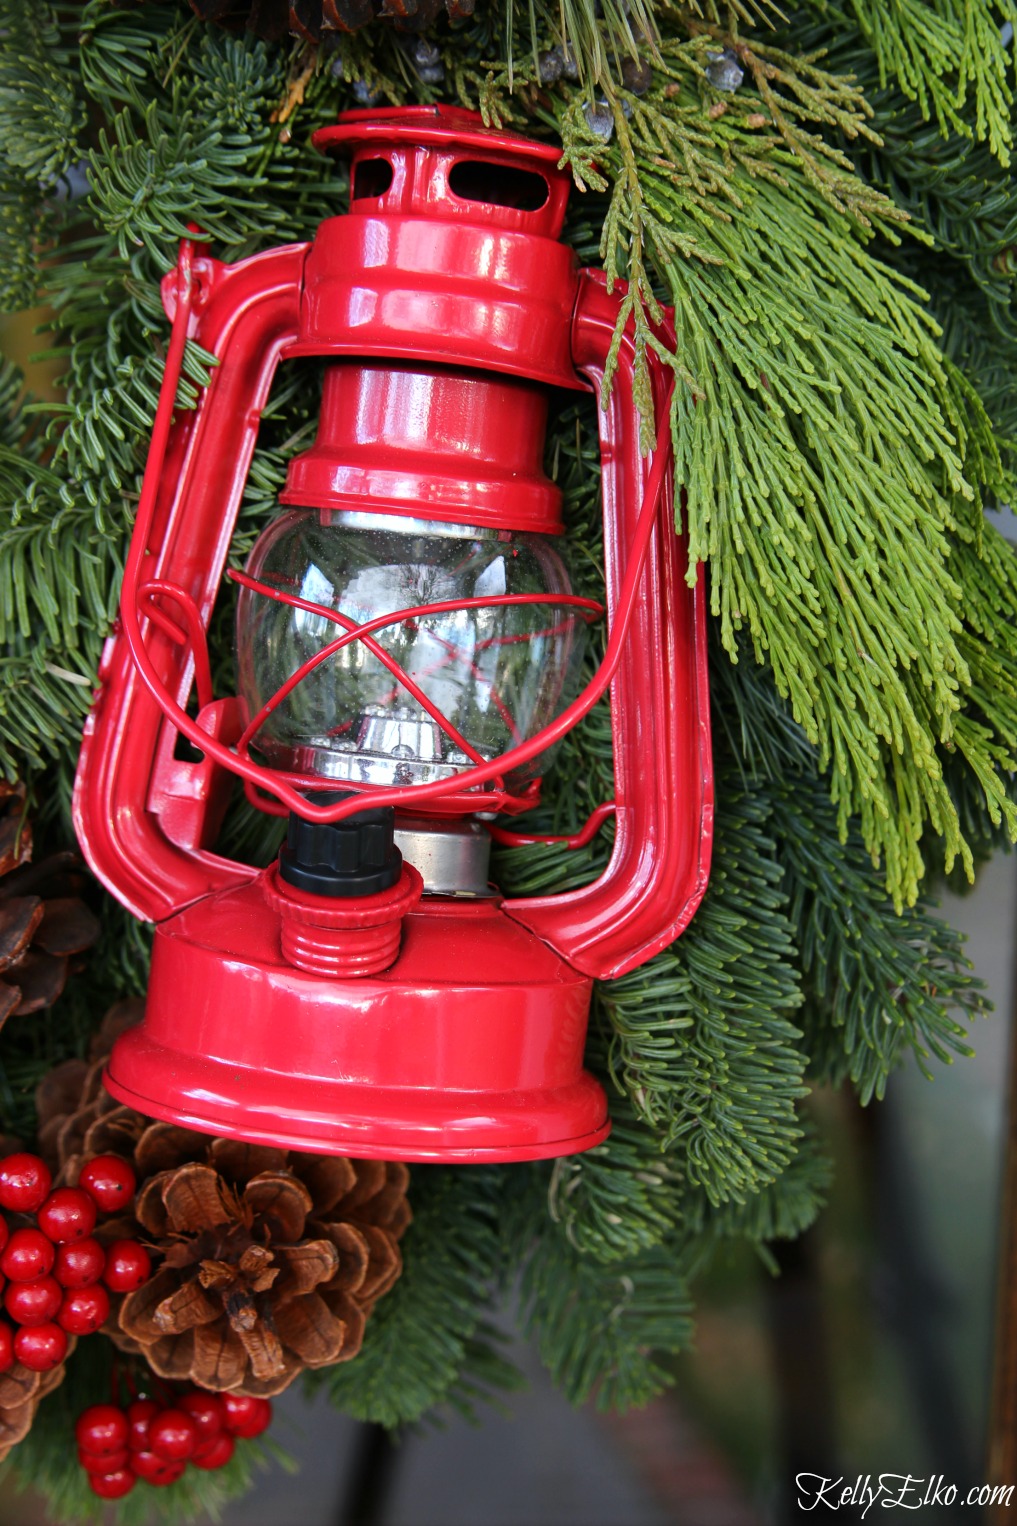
[110, 1136, 410, 1396]
[33, 1035, 410, 1398]
[0, 1346, 75, 1464]
[188, 0, 472, 41]
[35, 999, 145, 1175]
[0, 783, 100, 1029]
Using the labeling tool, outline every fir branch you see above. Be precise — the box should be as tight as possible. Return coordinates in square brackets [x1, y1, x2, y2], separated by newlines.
[770, 772, 988, 1102]
[439, 1322, 529, 1422]
[0, 0, 86, 187]
[546, 1051, 687, 1262]
[313, 1167, 513, 1427]
[77, 0, 184, 115]
[680, 1117, 832, 1273]
[599, 771, 807, 1202]
[518, 1233, 694, 1409]
[0, 651, 93, 777]
[0, 178, 48, 314]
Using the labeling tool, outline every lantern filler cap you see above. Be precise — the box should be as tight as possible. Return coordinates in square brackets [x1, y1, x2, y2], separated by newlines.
[279, 792, 403, 899]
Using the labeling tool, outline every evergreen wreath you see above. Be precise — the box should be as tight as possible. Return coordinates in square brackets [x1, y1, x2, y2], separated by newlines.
[0, 0, 1015, 1516]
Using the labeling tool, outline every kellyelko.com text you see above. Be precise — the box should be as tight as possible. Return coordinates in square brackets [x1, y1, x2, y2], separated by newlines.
[797, 1473, 1016, 1515]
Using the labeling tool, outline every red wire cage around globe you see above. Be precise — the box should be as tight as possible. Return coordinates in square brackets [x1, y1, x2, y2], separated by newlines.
[226, 571, 607, 819]
[72, 106, 714, 1162]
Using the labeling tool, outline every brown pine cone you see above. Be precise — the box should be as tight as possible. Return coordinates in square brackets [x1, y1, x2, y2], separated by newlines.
[35, 998, 143, 1174]
[114, 1143, 409, 1396]
[34, 1025, 411, 1398]
[186, 0, 473, 42]
[0, 782, 101, 1029]
[0, 1347, 75, 1465]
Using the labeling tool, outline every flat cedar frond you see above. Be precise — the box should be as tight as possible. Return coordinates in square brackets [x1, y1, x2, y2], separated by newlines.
[520, 31, 1014, 909]
[847, 0, 1017, 162]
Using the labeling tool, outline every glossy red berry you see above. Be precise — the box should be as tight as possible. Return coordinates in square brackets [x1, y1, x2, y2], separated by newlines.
[0, 1322, 13, 1373]
[37, 1188, 97, 1244]
[150, 1462, 185, 1487]
[78, 1155, 137, 1214]
[0, 1216, 8, 1255]
[13, 1321, 67, 1371]
[192, 1431, 235, 1470]
[4, 1276, 62, 1327]
[58, 1283, 110, 1334]
[88, 1469, 135, 1499]
[102, 1239, 151, 1292]
[131, 1449, 181, 1484]
[75, 1403, 130, 1456]
[126, 1397, 160, 1452]
[220, 1392, 272, 1439]
[1, 1228, 55, 1282]
[149, 1408, 198, 1461]
[53, 1237, 105, 1290]
[0, 1154, 51, 1213]
[179, 1390, 224, 1440]
[78, 1446, 130, 1475]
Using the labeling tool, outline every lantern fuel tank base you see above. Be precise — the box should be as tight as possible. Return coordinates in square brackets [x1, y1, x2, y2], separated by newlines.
[102, 876, 610, 1164]
[103, 1047, 610, 1163]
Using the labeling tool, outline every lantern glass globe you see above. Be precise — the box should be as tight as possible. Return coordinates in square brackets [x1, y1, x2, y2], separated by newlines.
[236, 509, 586, 790]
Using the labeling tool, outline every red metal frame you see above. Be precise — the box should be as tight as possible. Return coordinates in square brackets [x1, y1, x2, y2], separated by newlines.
[73, 106, 713, 1160]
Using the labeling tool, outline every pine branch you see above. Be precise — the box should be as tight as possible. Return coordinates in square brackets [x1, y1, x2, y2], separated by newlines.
[312, 1167, 513, 1427]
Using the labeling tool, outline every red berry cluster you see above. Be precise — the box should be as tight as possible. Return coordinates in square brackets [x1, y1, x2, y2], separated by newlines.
[0, 1152, 151, 1374]
[75, 1391, 273, 1499]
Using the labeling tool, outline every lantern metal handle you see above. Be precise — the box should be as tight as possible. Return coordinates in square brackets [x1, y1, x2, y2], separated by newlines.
[74, 238, 307, 920]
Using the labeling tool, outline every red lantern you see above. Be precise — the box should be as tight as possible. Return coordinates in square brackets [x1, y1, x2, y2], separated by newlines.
[73, 107, 712, 1162]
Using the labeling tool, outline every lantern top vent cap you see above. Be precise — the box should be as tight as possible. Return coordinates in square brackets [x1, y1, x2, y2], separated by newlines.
[313, 105, 566, 173]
